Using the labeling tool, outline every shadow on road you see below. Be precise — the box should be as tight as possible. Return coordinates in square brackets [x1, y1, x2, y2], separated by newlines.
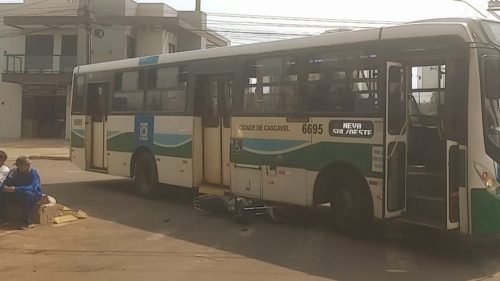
[43, 179, 500, 281]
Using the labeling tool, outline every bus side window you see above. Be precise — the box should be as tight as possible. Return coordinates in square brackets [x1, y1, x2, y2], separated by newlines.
[72, 76, 85, 114]
[388, 66, 405, 134]
[243, 89, 257, 111]
[112, 70, 145, 112]
[305, 50, 379, 113]
[243, 57, 298, 114]
[145, 67, 187, 112]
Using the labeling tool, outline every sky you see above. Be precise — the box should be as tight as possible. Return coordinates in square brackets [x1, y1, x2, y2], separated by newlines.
[0, 0, 495, 20]
[137, 0, 494, 21]
[137, 0, 498, 44]
[0, 0, 498, 44]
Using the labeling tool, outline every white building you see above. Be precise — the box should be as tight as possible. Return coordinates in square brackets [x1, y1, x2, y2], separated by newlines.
[0, 0, 229, 139]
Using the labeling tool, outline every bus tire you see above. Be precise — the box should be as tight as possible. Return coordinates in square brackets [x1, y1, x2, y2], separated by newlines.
[332, 184, 372, 236]
[134, 153, 159, 198]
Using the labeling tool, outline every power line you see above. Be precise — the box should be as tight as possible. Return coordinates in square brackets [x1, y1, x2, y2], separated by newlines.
[0, 5, 392, 43]
[207, 12, 401, 25]
[207, 22, 382, 31]
[120, 6, 399, 26]
[206, 19, 383, 29]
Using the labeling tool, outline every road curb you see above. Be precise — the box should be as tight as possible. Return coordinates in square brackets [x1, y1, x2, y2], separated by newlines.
[29, 156, 70, 161]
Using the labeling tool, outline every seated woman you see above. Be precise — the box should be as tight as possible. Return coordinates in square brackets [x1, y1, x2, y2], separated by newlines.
[0, 151, 9, 185]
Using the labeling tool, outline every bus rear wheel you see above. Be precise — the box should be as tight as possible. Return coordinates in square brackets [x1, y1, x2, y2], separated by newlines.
[331, 185, 372, 236]
[134, 153, 159, 197]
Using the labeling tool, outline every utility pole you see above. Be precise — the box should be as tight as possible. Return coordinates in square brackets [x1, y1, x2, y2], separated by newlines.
[196, 0, 201, 11]
[85, 0, 92, 65]
[78, 0, 94, 64]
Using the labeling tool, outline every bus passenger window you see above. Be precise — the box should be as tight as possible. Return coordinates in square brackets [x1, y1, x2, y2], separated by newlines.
[112, 70, 145, 112]
[145, 67, 187, 112]
[145, 91, 161, 111]
[243, 87, 260, 112]
[305, 50, 379, 113]
[243, 56, 298, 114]
[388, 66, 405, 134]
[305, 83, 333, 111]
[332, 86, 355, 111]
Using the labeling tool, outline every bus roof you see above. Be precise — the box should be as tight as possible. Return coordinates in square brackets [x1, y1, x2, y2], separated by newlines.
[75, 17, 480, 74]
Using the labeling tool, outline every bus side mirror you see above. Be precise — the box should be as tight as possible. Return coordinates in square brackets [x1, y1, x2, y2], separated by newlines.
[484, 58, 500, 99]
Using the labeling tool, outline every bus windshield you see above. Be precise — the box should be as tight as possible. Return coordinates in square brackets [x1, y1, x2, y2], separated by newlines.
[482, 55, 500, 162]
[482, 21, 500, 46]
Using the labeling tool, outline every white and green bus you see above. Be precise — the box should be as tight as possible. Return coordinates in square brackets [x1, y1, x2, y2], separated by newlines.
[71, 18, 500, 235]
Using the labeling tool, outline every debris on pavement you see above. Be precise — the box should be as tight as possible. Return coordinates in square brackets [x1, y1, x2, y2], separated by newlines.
[33, 194, 87, 225]
[53, 215, 79, 224]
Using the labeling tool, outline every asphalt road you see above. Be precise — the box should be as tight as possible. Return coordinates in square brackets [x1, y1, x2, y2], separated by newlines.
[1, 160, 500, 281]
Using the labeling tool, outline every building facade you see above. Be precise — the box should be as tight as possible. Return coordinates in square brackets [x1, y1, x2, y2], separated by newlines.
[0, 0, 229, 139]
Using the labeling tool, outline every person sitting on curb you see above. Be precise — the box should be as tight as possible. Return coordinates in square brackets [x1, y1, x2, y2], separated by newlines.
[0, 151, 10, 226]
[0, 151, 9, 185]
[0, 156, 42, 230]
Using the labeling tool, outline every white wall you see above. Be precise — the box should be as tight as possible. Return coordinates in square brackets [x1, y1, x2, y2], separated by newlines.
[137, 3, 177, 17]
[136, 29, 164, 56]
[0, 29, 24, 138]
[125, 0, 138, 16]
[91, 0, 126, 16]
[81, 27, 127, 64]
[177, 30, 202, 52]
[135, 29, 177, 56]
[0, 28, 76, 138]
[0, 84, 22, 138]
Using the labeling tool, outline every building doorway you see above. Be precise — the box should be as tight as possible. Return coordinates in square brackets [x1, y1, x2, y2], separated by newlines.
[21, 86, 67, 138]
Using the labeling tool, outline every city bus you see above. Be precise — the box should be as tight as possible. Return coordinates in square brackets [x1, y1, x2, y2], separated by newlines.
[71, 18, 500, 235]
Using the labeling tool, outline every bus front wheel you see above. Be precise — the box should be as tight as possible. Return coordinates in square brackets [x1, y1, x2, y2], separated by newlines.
[331, 185, 372, 236]
[134, 153, 159, 197]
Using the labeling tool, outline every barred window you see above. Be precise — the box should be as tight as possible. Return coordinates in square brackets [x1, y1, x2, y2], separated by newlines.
[304, 51, 379, 113]
[243, 56, 299, 114]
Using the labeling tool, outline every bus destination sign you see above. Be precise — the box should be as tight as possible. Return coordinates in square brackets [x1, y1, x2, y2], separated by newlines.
[329, 120, 374, 138]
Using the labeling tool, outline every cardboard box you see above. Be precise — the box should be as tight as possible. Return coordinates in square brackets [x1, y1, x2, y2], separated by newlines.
[32, 203, 64, 225]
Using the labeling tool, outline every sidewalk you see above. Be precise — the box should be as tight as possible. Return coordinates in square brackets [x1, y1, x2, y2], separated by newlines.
[0, 138, 69, 161]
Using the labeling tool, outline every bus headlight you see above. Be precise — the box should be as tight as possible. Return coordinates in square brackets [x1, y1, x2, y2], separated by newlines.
[474, 162, 500, 196]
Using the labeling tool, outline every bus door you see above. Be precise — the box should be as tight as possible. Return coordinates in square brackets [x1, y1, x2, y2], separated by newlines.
[87, 82, 109, 170]
[405, 63, 460, 229]
[200, 75, 233, 187]
[384, 62, 407, 218]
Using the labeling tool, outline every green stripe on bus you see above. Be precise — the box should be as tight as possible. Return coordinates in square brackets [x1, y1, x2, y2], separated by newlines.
[107, 132, 136, 153]
[107, 132, 192, 157]
[232, 142, 373, 174]
[471, 189, 500, 234]
[152, 142, 192, 158]
[71, 131, 85, 148]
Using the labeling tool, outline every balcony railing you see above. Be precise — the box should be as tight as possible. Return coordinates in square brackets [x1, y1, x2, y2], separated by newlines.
[3, 54, 77, 74]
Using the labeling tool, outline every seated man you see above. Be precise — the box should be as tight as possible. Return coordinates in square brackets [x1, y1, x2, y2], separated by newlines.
[0, 156, 41, 229]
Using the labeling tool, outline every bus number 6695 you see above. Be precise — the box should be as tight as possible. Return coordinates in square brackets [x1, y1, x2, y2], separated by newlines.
[302, 123, 323, 134]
